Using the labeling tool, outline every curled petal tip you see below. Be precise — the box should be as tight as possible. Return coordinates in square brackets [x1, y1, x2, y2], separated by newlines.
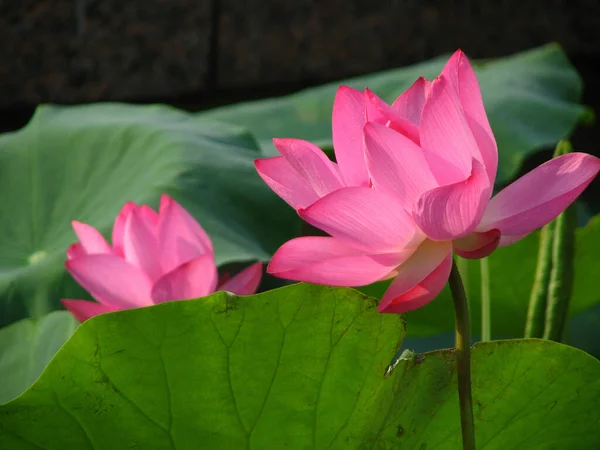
[453, 229, 501, 259]
[218, 261, 263, 296]
[378, 251, 453, 314]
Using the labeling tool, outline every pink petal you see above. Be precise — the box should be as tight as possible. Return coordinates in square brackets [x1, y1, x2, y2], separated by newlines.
[255, 156, 320, 209]
[413, 158, 491, 241]
[391, 76, 431, 127]
[420, 75, 479, 185]
[67, 243, 86, 260]
[219, 262, 263, 296]
[122, 208, 162, 281]
[364, 122, 437, 206]
[268, 236, 407, 286]
[299, 186, 419, 253]
[364, 89, 420, 144]
[151, 253, 218, 303]
[378, 240, 453, 314]
[72, 221, 112, 255]
[453, 229, 501, 259]
[139, 205, 159, 230]
[273, 138, 344, 196]
[112, 201, 138, 257]
[478, 153, 600, 238]
[497, 233, 529, 248]
[219, 272, 231, 285]
[61, 299, 119, 322]
[441, 50, 498, 182]
[158, 194, 213, 273]
[66, 255, 153, 309]
[332, 86, 370, 186]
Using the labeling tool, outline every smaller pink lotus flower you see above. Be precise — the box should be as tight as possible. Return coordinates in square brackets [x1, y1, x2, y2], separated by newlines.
[62, 195, 262, 322]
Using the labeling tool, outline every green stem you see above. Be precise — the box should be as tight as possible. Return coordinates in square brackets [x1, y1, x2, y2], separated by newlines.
[449, 260, 476, 450]
[480, 257, 491, 341]
[525, 222, 555, 338]
[543, 203, 576, 341]
[455, 257, 470, 299]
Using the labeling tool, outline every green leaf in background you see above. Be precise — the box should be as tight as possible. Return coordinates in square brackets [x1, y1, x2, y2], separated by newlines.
[0, 104, 299, 326]
[0, 311, 77, 404]
[361, 214, 600, 345]
[199, 43, 586, 185]
[1, 285, 598, 449]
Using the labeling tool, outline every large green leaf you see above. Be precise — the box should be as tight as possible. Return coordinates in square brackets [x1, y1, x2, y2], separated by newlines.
[0, 104, 299, 326]
[1, 285, 598, 449]
[0, 284, 404, 449]
[199, 44, 586, 185]
[0, 311, 77, 404]
[362, 214, 600, 342]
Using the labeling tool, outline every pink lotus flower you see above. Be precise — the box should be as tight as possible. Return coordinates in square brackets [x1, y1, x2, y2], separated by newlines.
[62, 195, 262, 321]
[256, 50, 600, 314]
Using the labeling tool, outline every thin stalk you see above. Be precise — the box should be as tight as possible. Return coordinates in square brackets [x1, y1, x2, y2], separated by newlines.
[543, 203, 576, 341]
[448, 260, 476, 450]
[524, 222, 554, 338]
[479, 257, 491, 341]
[455, 256, 470, 299]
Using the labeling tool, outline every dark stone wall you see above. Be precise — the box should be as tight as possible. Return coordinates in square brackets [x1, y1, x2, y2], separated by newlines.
[0, 0, 213, 108]
[216, 0, 600, 89]
[1, 0, 599, 109]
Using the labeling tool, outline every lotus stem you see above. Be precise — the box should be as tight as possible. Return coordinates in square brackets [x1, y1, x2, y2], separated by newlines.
[449, 259, 476, 450]
[480, 257, 491, 341]
[525, 221, 555, 338]
[543, 202, 576, 341]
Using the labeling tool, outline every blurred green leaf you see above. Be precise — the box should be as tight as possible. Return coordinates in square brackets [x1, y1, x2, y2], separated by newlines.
[0, 311, 77, 404]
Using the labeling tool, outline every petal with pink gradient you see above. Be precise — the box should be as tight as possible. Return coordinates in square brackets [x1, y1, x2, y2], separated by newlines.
[331, 86, 370, 186]
[66, 255, 153, 308]
[478, 153, 600, 237]
[299, 186, 419, 253]
[112, 201, 138, 257]
[158, 194, 213, 273]
[378, 240, 453, 314]
[420, 76, 480, 185]
[273, 138, 344, 196]
[218, 272, 231, 286]
[122, 208, 162, 281]
[364, 89, 420, 144]
[268, 236, 409, 286]
[151, 253, 218, 303]
[72, 221, 112, 255]
[453, 229, 500, 259]
[139, 205, 159, 230]
[441, 50, 498, 182]
[61, 299, 119, 322]
[255, 156, 320, 209]
[364, 122, 437, 206]
[391, 77, 431, 127]
[497, 233, 529, 248]
[413, 158, 491, 241]
[219, 262, 263, 296]
[67, 243, 86, 260]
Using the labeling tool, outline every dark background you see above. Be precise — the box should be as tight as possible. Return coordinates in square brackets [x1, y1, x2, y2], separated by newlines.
[1, 0, 600, 175]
